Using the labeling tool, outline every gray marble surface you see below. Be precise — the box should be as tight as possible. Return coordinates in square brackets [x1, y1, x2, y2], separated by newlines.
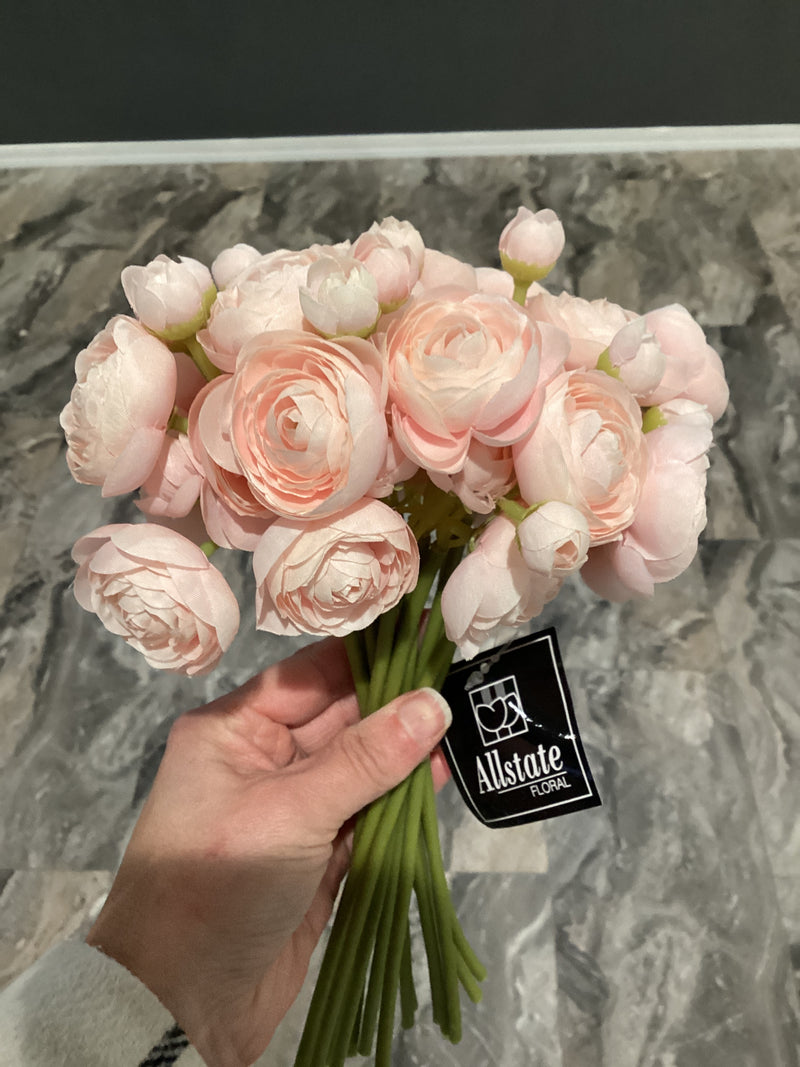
[1, 150, 799, 1065]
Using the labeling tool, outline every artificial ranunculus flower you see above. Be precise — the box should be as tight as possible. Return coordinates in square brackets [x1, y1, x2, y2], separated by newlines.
[636, 304, 729, 421]
[474, 267, 515, 299]
[429, 440, 515, 515]
[121, 254, 215, 339]
[136, 433, 205, 519]
[369, 420, 419, 498]
[527, 289, 635, 371]
[60, 317, 177, 497]
[188, 376, 274, 550]
[607, 316, 667, 399]
[416, 249, 478, 292]
[499, 206, 566, 281]
[441, 515, 561, 659]
[210, 243, 261, 288]
[299, 253, 381, 336]
[364, 217, 425, 270]
[230, 330, 388, 518]
[513, 369, 648, 545]
[253, 499, 419, 637]
[352, 230, 419, 310]
[72, 523, 239, 675]
[581, 399, 713, 600]
[516, 501, 591, 575]
[380, 287, 543, 474]
[196, 245, 340, 372]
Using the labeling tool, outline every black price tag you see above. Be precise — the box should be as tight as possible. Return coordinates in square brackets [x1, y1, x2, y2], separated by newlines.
[440, 627, 601, 828]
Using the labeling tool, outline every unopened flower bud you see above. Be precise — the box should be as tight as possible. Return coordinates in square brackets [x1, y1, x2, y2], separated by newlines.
[499, 207, 565, 283]
[211, 243, 261, 288]
[121, 254, 216, 340]
[517, 501, 590, 576]
[607, 317, 666, 399]
[299, 254, 380, 338]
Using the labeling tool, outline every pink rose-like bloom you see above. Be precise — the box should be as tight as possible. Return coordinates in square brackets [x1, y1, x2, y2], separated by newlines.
[441, 516, 561, 659]
[299, 253, 381, 337]
[517, 501, 591, 575]
[230, 330, 388, 518]
[352, 230, 419, 310]
[72, 524, 240, 675]
[121, 254, 215, 337]
[499, 207, 566, 280]
[429, 440, 515, 515]
[581, 399, 713, 600]
[60, 317, 177, 497]
[211, 243, 261, 289]
[137, 433, 205, 519]
[637, 304, 729, 421]
[188, 376, 274, 551]
[527, 289, 635, 370]
[196, 245, 338, 373]
[607, 317, 666, 399]
[380, 287, 543, 474]
[416, 250, 478, 293]
[364, 217, 425, 271]
[513, 369, 647, 545]
[369, 420, 419, 498]
[253, 499, 419, 637]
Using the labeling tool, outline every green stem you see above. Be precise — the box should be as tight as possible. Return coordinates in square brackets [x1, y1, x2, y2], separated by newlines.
[199, 539, 218, 558]
[167, 409, 189, 434]
[344, 631, 370, 712]
[375, 761, 425, 1066]
[366, 603, 401, 710]
[512, 278, 530, 305]
[185, 335, 222, 381]
[399, 919, 418, 1029]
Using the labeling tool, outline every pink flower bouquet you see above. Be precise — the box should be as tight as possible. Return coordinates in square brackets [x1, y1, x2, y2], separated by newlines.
[60, 206, 728, 1065]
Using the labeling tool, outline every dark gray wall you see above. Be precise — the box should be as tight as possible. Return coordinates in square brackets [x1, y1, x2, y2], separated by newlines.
[2, 0, 798, 143]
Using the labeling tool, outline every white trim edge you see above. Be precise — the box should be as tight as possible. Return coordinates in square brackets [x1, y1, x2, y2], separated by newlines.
[3, 126, 800, 168]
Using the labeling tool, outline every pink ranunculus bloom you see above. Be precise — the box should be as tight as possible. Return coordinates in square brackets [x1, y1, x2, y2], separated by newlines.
[299, 253, 381, 337]
[637, 304, 729, 421]
[416, 249, 478, 292]
[369, 420, 419, 498]
[60, 317, 177, 497]
[379, 287, 543, 474]
[499, 207, 566, 280]
[253, 499, 419, 637]
[364, 217, 425, 271]
[188, 376, 274, 550]
[516, 501, 591, 575]
[136, 433, 205, 519]
[429, 440, 515, 515]
[474, 267, 515, 299]
[581, 398, 713, 600]
[230, 330, 388, 519]
[121, 254, 215, 338]
[513, 369, 648, 546]
[441, 516, 561, 660]
[211, 243, 261, 289]
[352, 230, 419, 310]
[72, 523, 240, 675]
[607, 316, 667, 399]
[196, 245, 339, 373]
[527, 289, 635, 370]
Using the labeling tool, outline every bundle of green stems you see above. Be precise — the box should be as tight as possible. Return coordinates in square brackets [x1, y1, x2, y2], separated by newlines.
[294, 536, 486, 1067]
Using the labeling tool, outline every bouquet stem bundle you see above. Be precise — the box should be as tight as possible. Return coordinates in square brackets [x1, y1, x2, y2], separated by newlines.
[294, 537, 486, 1067]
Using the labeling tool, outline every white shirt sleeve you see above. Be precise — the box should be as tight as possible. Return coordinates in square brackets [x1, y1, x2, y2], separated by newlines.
[0, 940, 202, 1066]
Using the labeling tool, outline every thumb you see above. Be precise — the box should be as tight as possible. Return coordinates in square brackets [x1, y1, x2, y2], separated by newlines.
[299, 688, 452, 836]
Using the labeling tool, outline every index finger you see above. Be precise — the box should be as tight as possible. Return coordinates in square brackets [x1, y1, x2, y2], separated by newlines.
[226, 637, 356, 728]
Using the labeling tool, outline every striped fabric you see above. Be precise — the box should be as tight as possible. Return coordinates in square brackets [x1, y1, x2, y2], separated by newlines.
[138, 1023, 189, 1066]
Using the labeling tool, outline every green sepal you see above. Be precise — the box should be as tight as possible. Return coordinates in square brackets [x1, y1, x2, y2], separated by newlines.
[595, 349, 621, 379]
[153, 285, 218, 343]
[641, 405, 668, 433]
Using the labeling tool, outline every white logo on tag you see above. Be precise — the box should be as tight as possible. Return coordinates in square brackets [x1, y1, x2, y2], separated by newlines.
[469, 675, 531, 747]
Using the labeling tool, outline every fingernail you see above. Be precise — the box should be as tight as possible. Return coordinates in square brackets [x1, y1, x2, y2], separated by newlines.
[396, 688, 452, 743]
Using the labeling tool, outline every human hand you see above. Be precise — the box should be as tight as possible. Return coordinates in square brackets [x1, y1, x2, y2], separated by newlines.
[86, 638, 452, 1067]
